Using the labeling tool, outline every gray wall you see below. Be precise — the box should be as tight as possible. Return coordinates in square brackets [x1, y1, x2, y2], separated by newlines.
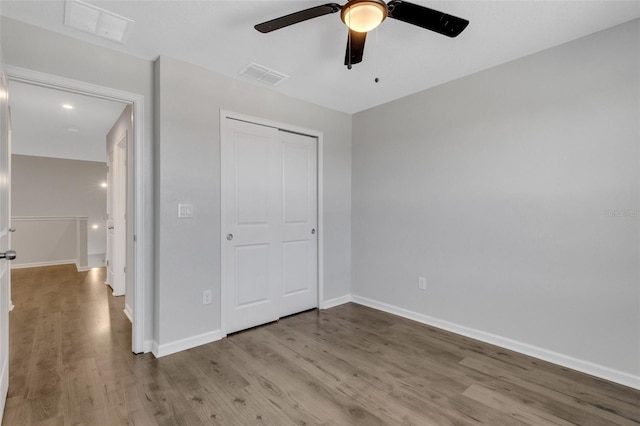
[10, 217, 88, 268]
[1, 17, 155, 346]
[154, 56, 352, 348]
[12, 154, 106, 255]
[352, 19, 639, 378]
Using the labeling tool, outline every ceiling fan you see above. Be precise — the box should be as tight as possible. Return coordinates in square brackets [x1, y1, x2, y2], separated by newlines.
[255, 0, 469, 69]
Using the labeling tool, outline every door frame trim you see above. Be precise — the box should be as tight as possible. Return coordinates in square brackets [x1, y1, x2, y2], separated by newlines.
[219, 110, 324, 337]
[6, 66, 149, 354]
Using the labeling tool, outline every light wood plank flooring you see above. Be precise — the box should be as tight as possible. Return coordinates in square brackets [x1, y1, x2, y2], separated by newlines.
[3, 264, 639, 425]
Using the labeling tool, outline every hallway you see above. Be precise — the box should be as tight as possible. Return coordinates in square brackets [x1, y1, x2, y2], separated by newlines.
[3, 265, 154, 424]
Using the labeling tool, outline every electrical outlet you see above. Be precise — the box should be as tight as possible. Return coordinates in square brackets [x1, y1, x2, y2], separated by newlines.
[203, 289, 213, 305]
[418, 276, 427, 291]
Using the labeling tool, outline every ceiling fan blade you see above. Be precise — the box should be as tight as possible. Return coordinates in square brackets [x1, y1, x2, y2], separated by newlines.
[387, 0, 469, 38]
[344, 30, 366, 69]
[255, 3, 342, 33]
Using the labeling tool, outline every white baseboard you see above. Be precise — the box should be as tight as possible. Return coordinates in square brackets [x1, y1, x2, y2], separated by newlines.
[75, 262, 91, 272]
[11, 259, 76, 270]
[142, 340, 154, 353]
[0, 357, 7, 422]
[352, 294, 640, 391]
[10, 260, 92, 271]
[320, 294, 352, 309]
[152, 329, 224, 358]
[123, 304, 133, 323]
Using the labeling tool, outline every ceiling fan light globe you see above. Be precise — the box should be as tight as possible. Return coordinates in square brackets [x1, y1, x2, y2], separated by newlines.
[341, 0, 387, 33]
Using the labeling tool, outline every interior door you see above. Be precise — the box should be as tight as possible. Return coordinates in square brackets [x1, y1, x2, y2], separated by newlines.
[7, 108, 13, 313]
[105, 131, 127, 296]
[0, 64, 12, 416]
[223, 118, 318, 334]
[112, 134, 127, 296]
[106, 138, 114, 287]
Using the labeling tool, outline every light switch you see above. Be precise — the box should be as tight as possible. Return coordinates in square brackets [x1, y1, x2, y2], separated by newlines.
[178, 203, 194, 219]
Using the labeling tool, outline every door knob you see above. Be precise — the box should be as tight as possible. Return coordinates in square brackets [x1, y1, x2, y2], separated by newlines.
[226, 234, 234, 241]
[108, 226, 115, 230]
[0, 250, 16, 260]
[8, 227, 15, 232]
[311, 229, 316, 234]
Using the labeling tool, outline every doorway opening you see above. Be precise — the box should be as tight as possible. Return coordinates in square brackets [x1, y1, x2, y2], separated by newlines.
[6, 66, 147, 353]
[9, 81, 126, 271]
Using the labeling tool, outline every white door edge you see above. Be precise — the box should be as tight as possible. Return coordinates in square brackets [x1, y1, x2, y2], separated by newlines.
[6, 66, 149, 354]
[220, 110, 324, 337]
[111, 131, 127, 296]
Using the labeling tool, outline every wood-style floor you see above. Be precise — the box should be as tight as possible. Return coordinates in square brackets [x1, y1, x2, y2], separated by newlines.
[3, 265, 639, 425]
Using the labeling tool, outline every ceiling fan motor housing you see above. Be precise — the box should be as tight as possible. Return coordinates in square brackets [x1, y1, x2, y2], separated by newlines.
[340, 0, 388, 33]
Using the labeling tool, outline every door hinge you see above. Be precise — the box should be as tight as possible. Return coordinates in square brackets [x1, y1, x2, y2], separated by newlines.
[133, 234, 137, 243]
[106, 260, 109, 267]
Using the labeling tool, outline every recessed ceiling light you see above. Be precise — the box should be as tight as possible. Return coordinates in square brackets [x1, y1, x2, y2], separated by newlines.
[92, 224, 99, 229]
[67, 127, 79, 132]
[100, 182, 107, 188]
[62, 104, 74, 110]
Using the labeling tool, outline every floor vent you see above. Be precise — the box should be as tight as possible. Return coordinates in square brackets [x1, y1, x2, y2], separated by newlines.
[64, 0, 134, 44]
[239, 62, 289, 86]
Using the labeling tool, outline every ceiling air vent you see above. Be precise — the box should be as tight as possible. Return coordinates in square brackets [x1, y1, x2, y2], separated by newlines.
[64, 0, 134, 44]
[239, 62, 289, 86]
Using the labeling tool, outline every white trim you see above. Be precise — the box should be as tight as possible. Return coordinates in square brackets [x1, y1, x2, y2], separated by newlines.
[152, 329, 223, 358]
[0, 357, 7, 422]
[11, 260, 77, 269]
[219, 110, 324, 336]
[7, 66, 141, 105]
[123, 304, 133, 323]
[317, 131, 325, 309]
[221, 110, 325, 139]
[10, 260, 95, 271]
[320, 294, 352, 310]
[352, 294, 640, 390]
[12, 216, 88, 221]
[75, 263, 92, 272]
[6, 66, 148, 354]
[219, 113, 228, 336]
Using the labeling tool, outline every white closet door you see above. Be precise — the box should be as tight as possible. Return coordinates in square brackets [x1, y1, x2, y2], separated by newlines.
[279, 131, 317, 317]
[224, 119, 282, 334]
[223, 119, 317, 334]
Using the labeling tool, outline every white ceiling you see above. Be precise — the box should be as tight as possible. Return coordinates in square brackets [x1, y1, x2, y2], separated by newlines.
[8, 80, 127, 162]
[1, 1, 639, 114]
